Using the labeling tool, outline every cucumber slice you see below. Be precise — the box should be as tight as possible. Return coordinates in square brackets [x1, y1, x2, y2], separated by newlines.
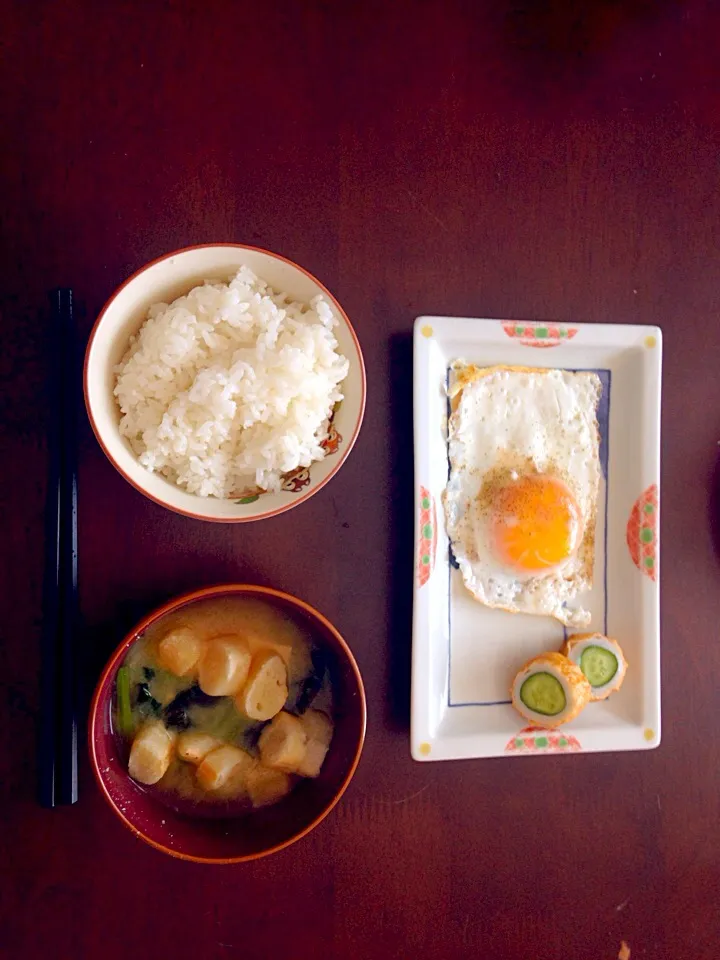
[520, 672, 566, 716]
[580, 646, 618, 687]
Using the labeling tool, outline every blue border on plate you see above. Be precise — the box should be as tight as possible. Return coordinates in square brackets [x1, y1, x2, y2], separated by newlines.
[447, 368, 612, 708]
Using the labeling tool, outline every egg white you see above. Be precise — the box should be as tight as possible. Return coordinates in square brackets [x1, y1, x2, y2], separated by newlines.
[443, 364, 601, 627]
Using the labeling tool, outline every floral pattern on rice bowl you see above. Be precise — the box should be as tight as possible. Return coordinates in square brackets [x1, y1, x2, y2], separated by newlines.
[234, 424, 343, 504]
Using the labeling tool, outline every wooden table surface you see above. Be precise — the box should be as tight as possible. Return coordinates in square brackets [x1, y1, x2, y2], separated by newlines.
[2, 2, 720, 958]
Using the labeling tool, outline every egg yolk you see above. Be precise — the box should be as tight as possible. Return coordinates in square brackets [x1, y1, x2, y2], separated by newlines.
[490, 474, 583, 573]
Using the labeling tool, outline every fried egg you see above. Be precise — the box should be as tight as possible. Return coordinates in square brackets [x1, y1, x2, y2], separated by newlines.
[443, 364, 601, 627]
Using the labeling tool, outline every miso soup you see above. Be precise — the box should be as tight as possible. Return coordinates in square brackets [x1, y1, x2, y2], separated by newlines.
[113, 595, 334, 818]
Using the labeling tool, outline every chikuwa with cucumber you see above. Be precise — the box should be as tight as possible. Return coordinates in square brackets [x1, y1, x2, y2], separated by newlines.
[561, 633, 627, 701]
[511, 634, 627, 728]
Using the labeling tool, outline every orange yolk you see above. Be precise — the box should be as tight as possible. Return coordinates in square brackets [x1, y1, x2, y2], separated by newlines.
[490, 474, 583, 573]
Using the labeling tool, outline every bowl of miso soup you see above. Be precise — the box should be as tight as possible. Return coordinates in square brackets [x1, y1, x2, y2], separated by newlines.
[89, 584, 366, 862]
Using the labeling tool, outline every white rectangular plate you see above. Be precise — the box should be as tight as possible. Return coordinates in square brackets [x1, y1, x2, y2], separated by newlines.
[411, 317, 661, 761]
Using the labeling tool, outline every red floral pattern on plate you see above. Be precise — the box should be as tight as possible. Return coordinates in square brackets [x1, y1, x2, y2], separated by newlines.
[505, 726, 582, 753]
[501, 321, 578, 348]
[418, 487, 437, 587]
[626, 484, 658, 581]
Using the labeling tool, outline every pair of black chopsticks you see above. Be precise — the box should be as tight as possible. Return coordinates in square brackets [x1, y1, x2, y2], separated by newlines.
[38, 289, 79, 807]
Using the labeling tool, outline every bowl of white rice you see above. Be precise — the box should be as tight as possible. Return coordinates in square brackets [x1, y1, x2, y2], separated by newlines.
[85, 244, 366, 522]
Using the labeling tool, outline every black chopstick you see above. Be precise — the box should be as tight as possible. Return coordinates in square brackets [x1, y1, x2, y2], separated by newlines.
[38, 289, 79, 807]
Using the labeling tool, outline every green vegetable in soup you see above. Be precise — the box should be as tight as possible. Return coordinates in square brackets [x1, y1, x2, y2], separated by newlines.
[286, 647, 329, 715]
[135, 682, 162, 719]
[187, 697, 247, 742]
[237, 719, 268, 754]
[148, 667, 192, 707]
[116, 667, 134, 736]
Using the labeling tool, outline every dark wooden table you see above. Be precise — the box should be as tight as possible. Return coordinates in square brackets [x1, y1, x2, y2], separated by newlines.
[2, 2, 720, 958]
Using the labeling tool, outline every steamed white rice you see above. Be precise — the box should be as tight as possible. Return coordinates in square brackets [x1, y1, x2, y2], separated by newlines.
[114, 266, 349, 497]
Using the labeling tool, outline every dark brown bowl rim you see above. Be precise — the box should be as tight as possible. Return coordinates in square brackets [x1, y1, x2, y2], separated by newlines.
[88, 583, 367, 864]
[83, 243, 367, 523]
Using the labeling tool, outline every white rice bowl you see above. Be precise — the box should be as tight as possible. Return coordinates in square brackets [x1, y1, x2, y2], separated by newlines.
[113, 266, 349, 498]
